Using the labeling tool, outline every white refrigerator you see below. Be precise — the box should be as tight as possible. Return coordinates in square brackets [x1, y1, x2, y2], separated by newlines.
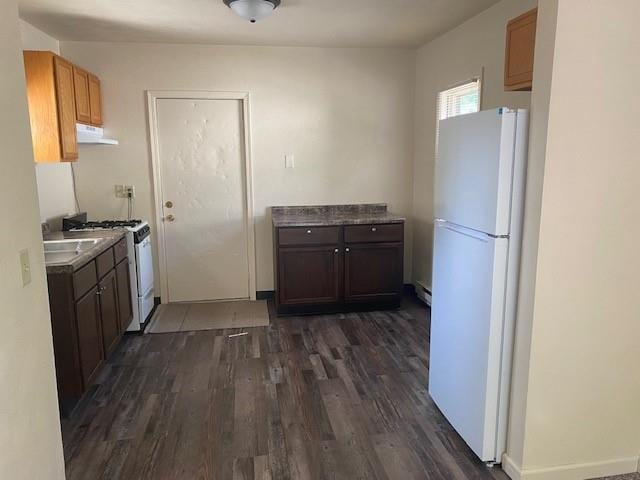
[428, 108, 529, 463]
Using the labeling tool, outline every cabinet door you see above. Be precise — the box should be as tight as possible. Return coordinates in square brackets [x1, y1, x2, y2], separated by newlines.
[115, 260, 133, 333]
[73, 67, 91, 124]
[344, 243, 403, 303]
[75, 287, 104, 387]
[99, 269, 120, 355]
[53, 56, 78, 160]
[88, 74, 103, 126]
[278, 246, 341, 305]
[504, 8, 537, 91]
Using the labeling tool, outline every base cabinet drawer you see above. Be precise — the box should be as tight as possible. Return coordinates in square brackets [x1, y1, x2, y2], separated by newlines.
[278, 226, 340, 246]
[344, 223, 403, 244]
[73, 261, 97, 299]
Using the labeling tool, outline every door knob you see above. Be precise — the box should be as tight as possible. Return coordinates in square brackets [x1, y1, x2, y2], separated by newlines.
[165, 214, 175, 222]
[165, 201, 173, 208]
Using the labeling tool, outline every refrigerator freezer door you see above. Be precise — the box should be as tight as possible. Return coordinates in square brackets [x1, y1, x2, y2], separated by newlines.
[428, 221, 509, 462]
[435, 108, 517, 236]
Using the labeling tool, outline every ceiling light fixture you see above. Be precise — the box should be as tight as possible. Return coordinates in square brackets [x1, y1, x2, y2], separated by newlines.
[223, 0, 281, 23]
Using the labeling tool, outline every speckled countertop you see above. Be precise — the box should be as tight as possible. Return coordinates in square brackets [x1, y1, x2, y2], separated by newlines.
[271, 204, 405, 227]
[43, 229, 127, 274]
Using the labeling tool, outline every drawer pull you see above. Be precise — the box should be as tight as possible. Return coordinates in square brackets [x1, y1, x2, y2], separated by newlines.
[371, 227, 377, 232]
[306, 229, 312, 234]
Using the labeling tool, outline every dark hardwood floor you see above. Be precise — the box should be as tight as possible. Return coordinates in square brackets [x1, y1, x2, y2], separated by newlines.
[61, 295, 509, 480]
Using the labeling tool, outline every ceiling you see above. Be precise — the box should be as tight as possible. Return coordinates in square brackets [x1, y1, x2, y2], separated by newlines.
[18, 0, 501, 48]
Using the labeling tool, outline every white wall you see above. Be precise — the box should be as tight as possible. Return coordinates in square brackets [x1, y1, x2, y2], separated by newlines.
[58, 42, 416, 291]
[0, 4, 65, 480]
[505, 0, 558, 471]
[19, 19, 77, 231]
[504, 1, 640, 478]
[412, 0, 536, 287]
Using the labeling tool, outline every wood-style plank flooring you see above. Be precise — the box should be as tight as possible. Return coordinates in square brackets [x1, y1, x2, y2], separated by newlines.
[61, 296, 509, 480]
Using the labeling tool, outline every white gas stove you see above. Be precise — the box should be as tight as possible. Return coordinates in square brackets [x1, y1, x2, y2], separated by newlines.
[63, 214, 155, 332]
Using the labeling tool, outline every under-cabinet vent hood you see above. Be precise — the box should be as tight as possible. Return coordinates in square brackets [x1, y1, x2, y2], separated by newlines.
[76, 124, 119, 145]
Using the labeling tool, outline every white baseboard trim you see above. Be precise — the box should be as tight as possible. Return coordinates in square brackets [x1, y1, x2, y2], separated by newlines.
[502, 453, 639, 480]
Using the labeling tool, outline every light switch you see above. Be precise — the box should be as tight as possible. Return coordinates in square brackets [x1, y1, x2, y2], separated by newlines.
[285, 154, 295, 169]
[19, 249, 31, 286]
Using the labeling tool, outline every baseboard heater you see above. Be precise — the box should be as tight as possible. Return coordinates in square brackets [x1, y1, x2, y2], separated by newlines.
[415, 280, 432, 306]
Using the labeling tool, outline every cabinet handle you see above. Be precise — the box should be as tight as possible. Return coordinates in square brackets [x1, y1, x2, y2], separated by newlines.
[306, 229, 312, 234]
[101, 286, 107, 292]
[371, 227, 377, 232]
[334, 248, 339, 253]
[345, 248, 350, 253]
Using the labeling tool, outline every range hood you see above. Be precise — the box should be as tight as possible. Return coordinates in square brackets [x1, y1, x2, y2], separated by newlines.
[76, 124, 119, 145]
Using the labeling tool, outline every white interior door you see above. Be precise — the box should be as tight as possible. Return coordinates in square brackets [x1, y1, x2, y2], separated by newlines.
[156, 98, 250, 303]
[428, 220, 508, 462]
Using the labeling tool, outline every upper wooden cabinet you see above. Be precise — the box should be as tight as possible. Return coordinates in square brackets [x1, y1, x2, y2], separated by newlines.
[23, 51, 105, 163]
[73, 67, 91, 125]
[88, 74, 103, 126]
[73, 66, 103, 126]
[23, 51, 78, 162]
[504, 8, 537, 91]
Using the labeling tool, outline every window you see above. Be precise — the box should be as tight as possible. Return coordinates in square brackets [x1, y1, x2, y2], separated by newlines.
[437, 78, 481, 121]
[436, 78, 481, 144]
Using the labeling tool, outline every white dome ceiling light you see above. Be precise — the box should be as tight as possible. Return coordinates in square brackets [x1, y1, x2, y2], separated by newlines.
[223, 0, 281, 23]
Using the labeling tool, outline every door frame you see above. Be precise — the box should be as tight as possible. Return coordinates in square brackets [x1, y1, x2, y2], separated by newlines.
[146, 90, 257, 303]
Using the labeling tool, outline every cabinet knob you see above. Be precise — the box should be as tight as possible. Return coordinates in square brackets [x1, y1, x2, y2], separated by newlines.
[345, 247, 350, 253]
[306, 229, 312, 234]
[96, 290, 102, 296]
[334, 248, 339, 253]
[371, 227, 377, 232]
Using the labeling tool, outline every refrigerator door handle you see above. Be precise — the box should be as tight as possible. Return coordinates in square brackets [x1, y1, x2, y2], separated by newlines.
[435, 220, 492, 243]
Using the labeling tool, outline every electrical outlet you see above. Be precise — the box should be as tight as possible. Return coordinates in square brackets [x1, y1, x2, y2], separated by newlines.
[115, 184, 136, 198]
[19, 249, 31, 286]
[285, 154, 295, 169]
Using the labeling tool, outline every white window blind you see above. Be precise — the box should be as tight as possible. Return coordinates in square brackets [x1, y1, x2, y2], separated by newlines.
[437, 79, 481, 122]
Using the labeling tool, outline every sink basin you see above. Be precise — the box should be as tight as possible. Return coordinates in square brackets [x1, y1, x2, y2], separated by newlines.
[43, 238, 103, 264]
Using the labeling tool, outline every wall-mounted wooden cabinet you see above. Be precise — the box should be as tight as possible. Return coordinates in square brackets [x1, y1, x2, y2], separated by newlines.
[504, 8, 537, 91]
[72, 66, 91, 125]
[88, 74, 103, 126]
[23, 51, 78, 162]
[23, 50, 105, 163]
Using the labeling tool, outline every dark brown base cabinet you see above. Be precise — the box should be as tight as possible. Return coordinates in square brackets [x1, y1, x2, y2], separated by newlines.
[274, 223, 404, 315]
[47, 237, 133, 414]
